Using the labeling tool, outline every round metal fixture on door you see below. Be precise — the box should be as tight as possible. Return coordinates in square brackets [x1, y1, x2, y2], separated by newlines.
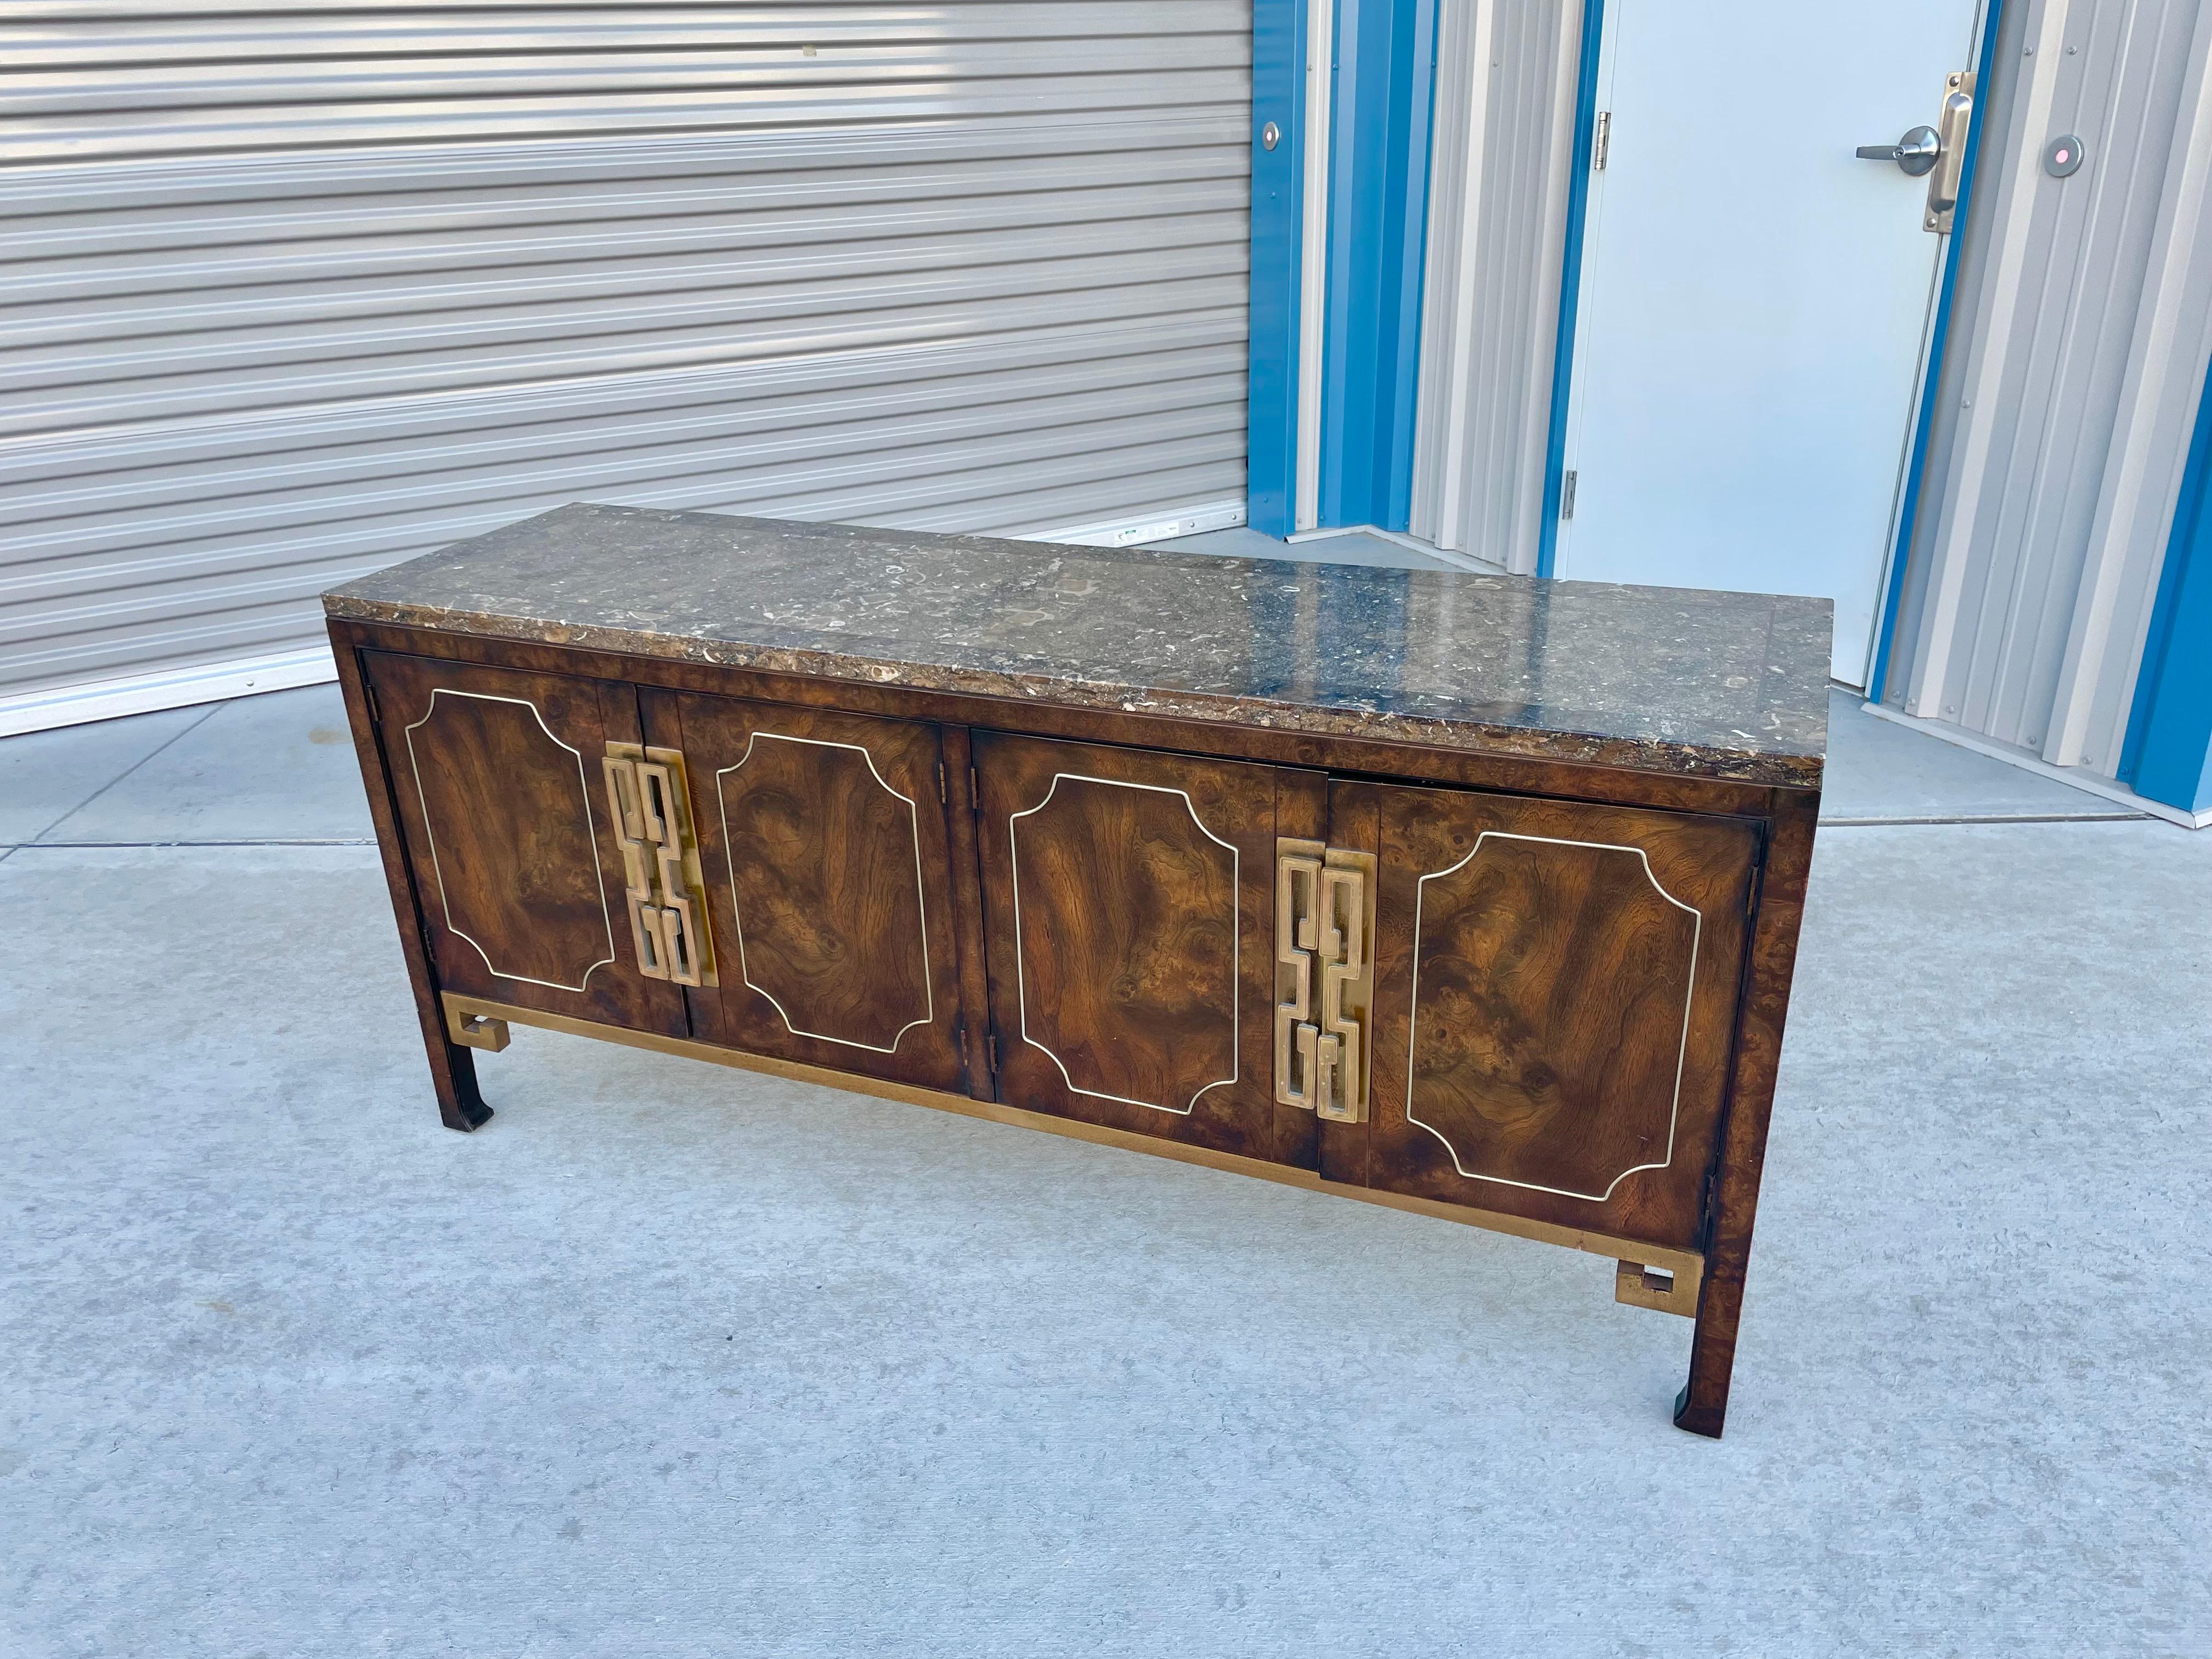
[2043, 133, 2085, 177]
[1855, 125, 1942, 176]
[1261, 121, 1280, 151]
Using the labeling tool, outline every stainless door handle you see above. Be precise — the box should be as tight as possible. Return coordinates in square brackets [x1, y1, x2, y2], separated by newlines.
[1856, 125, 1940, 176]
[1925, 73, 1976, 233]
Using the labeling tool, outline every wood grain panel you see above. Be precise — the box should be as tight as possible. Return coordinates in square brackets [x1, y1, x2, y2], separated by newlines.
[667, 694, 968, 1093]
[1328, 780, 1760, 1250]
[1409, 834, 1700, 1200]
[725, 733, 932, 1048]
[974, 731, 1310, 1165]
[1014, 772, 1238, 1111]
[363, 651, 686, 1036]
[408, 691, 609, 989]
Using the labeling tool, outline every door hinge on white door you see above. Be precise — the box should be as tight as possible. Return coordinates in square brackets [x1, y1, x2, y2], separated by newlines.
[1560, 470, 1578, 521]
[1593, 111, 1611, 171]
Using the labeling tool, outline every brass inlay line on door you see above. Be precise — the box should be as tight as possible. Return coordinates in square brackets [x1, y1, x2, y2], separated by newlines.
[1011, 772, 1240, 1116]
[1274, 838, 1374, 1124]
[404, 687, 617, 993]
[1406, 832, 1700, 1202]
[605, 741, 716, 988]
[715, 731, 932, 1054]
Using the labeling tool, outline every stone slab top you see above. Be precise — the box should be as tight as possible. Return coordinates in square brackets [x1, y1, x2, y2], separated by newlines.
[325, 503, 1831, 787]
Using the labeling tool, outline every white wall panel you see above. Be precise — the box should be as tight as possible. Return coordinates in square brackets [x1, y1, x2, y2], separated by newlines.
[1, 4, 1254, 724]
[1407, 0, 1581, 573]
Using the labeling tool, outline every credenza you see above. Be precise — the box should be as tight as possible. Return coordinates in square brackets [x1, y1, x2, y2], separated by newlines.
[325, 503, 1830, 1437]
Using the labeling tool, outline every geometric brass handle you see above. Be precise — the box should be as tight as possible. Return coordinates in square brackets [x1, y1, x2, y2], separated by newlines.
[1275, 838, 1375, 1123]
[1274, 843, 1322, 1110]
[604, 742, 717, 988]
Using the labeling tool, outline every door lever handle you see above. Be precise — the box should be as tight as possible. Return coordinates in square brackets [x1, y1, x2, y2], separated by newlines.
[1856, 125, 1940, 177]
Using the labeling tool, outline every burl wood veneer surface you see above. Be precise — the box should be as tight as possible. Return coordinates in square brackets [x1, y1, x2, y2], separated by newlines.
[669, 696, 970, 1096]
[325, 503, 1831, 786]
[1329, 779, 1760, 1249]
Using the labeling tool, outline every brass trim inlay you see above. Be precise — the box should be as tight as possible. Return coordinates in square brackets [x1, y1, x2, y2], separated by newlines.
[605, 741, 718, 988]
[715, 731, 932, 1054]
[1009, 772, 1239, 1116]
[1274, 838, 1323, 1110]
[1616, 1257, 1701, 1318]
[1406, 832, 1701, 1203]
[1274, 839, 1374, 1123]
[442, 990, 1705, 1297]
[443, 1002, 511, 1052]
[404, 687, 617, 994]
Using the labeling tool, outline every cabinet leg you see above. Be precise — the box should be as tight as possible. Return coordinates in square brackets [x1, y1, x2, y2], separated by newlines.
[330, 634, 494, 1133]
[1673, 1255, 1743, 1437]
[425, 1029, 494, 1132]
[412, 985, 494, 1131]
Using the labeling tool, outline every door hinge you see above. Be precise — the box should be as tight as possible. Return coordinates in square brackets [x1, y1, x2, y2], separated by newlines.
[364, 681, 381, 725]
[937, 761, 947, 804]
[1560, 470, 1578, 521]
[970, 765, 982, 814]
[1593, 110, 1611, 171]
[986, 1032, 1000, 1074]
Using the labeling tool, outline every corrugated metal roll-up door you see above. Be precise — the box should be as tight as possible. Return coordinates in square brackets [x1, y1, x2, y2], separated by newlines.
[2, 4, 1255, 732]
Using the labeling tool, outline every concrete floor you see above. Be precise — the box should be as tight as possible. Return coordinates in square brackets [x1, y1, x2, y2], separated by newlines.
[3, 682, 2203, 1657]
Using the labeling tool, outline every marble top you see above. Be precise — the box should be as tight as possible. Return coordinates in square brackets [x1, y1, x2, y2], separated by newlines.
[325, 504, 1831, 787]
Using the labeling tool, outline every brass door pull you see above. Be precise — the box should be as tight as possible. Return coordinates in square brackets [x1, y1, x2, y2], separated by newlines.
[1274, 847, 1323, 1110]
[1274, 839, 1375, 1122]
[605, 743, 716, 987]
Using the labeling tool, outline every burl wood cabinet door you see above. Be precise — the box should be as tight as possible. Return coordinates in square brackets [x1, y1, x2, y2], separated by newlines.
[663, 695, 970, 1093]
[972, 732, 1323, 1166]
[364, 651, 687, 1036]
[1325, 781, 1762, 1250]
